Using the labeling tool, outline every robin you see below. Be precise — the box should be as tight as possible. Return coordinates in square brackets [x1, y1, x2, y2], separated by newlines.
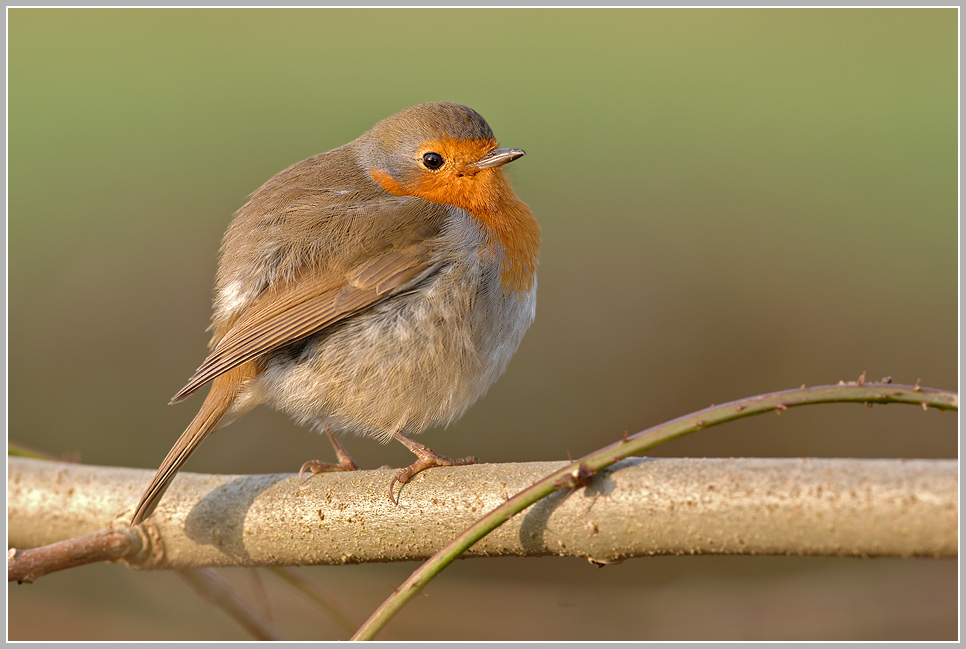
[130, 102, 539, 525]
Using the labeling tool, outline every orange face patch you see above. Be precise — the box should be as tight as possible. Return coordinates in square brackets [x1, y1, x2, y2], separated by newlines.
[380, 137, 496, 211]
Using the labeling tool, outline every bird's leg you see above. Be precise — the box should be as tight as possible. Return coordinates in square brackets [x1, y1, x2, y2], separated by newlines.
[388, 431, 480, 504]
[298, 429, 359, 482]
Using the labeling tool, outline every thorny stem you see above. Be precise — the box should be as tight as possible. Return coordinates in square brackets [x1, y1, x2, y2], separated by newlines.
[351, 381, 957, 640]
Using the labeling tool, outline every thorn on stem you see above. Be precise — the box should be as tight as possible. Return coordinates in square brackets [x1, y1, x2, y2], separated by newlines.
[554, 463, 595, 490]
[857, 371, 867, 386]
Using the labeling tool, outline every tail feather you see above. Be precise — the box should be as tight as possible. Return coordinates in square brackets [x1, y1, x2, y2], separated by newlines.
[130, 368, 246, 526]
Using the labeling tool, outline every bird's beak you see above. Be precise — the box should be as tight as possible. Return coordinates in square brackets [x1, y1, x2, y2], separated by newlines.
[471, 148, 526, 169]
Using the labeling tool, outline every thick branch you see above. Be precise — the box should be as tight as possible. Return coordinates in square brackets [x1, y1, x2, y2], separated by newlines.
[7, 455, 957, 573]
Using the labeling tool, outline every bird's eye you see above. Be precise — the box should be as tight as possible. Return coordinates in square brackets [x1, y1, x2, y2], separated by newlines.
[422, 152, 444, 170]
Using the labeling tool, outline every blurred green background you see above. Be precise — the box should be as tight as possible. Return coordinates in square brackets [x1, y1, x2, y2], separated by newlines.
[7, 7, 957, 641]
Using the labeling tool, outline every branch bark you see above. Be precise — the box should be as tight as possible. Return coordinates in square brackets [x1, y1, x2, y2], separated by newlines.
[7, 455, 957, 573]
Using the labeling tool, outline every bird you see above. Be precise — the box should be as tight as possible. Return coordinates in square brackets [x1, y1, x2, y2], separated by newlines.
[130, 102, 540, 525]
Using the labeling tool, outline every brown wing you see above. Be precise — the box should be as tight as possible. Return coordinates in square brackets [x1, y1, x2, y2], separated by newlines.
[169, 248, 439, 404]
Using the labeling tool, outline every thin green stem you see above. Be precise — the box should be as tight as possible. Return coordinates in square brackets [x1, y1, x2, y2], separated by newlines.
[351, 381, 957, 640]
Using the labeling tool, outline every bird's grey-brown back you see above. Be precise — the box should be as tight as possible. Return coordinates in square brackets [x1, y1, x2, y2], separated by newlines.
[213, 143, 449, 327]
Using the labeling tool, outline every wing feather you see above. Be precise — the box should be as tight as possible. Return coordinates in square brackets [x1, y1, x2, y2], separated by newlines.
[170, 248, 438, 404]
